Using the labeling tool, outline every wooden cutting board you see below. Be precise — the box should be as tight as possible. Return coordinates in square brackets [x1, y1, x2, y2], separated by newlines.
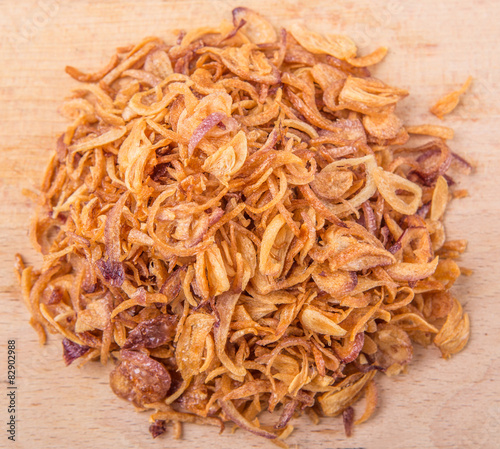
[1, 1, 500, 448]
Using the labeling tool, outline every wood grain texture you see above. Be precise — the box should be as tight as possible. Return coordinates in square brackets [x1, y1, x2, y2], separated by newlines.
[1, 0, 499, 448]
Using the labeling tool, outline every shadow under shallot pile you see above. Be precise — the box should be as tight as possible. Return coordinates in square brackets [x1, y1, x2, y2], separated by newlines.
[16, 7, 472, 445]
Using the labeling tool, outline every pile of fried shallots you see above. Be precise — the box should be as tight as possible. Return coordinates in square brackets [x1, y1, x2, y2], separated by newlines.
[17, 7, 472, 445]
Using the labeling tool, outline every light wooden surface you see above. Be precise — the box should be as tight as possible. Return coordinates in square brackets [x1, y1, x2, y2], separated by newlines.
[1, 1, 500, 448]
